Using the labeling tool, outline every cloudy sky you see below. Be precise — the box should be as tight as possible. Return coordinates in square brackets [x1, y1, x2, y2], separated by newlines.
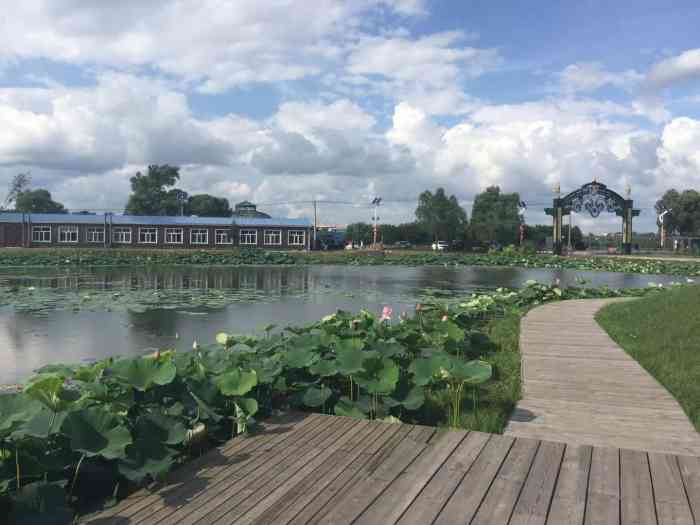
[1, 0, 699, 232]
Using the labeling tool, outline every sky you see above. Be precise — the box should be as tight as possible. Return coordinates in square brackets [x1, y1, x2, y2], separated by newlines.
[1, 0, 699, 233]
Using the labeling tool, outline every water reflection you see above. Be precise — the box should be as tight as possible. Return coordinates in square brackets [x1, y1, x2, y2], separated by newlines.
[0, 265, 680, 384]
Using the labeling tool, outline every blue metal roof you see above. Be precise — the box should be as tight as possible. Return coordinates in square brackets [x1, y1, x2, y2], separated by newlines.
[0, 212, 311, 228]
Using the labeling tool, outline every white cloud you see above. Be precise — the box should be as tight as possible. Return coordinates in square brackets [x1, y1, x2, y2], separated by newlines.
[646, 48, 700, 90]
[558, 62, 642, 94]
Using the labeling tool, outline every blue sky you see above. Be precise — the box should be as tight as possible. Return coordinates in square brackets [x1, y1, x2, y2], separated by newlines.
[0, 0, 699, 232]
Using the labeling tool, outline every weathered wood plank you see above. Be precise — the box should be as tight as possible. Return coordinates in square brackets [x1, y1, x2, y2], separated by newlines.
[676, 455, 700, 522]
[396, 431, 491, 525]
[620, 449, 656, 525]
[352, 430, 467, 525]
[585, 447, 620, 525]
[649, 452, 694, 525]
[173, 416, 359, 525]
[432, 435, 514, 525]
[287, 423, 413, 525]
[547, 444, 592, 525]
[471, 438, 540, 525]
[132, 413, 342, 525]
[510, 440, 565, 525]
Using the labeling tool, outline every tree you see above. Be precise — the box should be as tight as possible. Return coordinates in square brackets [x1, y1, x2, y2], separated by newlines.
[655, 189, 700, 235]
[187, 194, 232, 217]
[346, 222, 373, 245]
[125, 165, 182, 215]
[415, 188, 468, 241]
[15, 189, 67, 214]
[2, 172, 32, 209]
[470, 186, 522, 244]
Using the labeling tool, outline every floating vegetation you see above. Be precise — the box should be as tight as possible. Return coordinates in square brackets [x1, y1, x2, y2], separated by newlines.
[0, 248, 698, 276]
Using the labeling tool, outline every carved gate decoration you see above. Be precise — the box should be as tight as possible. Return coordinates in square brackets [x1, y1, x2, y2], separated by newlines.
[545, 181, 640, 255]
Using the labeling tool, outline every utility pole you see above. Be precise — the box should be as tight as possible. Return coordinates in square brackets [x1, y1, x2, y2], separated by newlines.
[313, 199, 318, 250]
[371, 197, 382, 247]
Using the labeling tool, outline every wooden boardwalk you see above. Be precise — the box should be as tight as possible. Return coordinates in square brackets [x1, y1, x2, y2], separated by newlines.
[84, 412, 700, 524]
[505, 298, 700, 456]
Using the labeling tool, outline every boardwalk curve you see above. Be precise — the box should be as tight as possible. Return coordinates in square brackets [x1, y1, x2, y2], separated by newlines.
[505, 298, 700, 456]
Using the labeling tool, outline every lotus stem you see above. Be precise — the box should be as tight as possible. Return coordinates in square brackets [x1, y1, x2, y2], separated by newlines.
[68, 453, 86, 502]
[15, 446, 20, 491]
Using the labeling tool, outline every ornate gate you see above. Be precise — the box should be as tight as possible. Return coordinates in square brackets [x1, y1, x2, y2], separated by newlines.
[545, 181, 640, 255]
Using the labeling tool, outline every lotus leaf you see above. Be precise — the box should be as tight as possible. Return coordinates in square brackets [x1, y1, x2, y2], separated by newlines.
[302, 386, 332, 407]
[335, 345, 374, 376]
[234, 397, 258, 418]
[12, 408, 68, 439]
[215, 368, 257, 397]
[0, 394, 43, 438]
[370, 340, 405, 358]
[136, 413, 188, 445]
[354, 358, 399, 395]
[308, 359, 338, 377]
[62, 407, 132, 459]
[109, 357, 176, 391]
[444, 321, 465, 342]
[284, 347, 319, 369]
[334, 397, 367, 419]
[399, 386, 425, 410]
[8, 480, 72, 525]
[118, 438, 177, 483]
[24, 374, 69, 412]
[189, 391, 223, 422]
[409, 355, 448, 386]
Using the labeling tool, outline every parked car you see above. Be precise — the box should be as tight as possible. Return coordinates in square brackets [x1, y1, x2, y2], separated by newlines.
[431, 241, 449, 251]
[394, 241, 412, 249]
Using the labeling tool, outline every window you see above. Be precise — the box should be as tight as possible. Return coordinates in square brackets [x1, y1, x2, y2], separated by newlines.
[58, 225, 79, 243]
[32, 226, 51, 243]
[139, 227, 158, 244]
[86, 227, 105, 243]
[165, 228, 183, 244]
[215, 229, 232, 245]
[190, 228, 209, 245]
[264, 229, 282, 246]
[288, 230, 306, 246]
[113, 227, 132, 244]
[239, 229, 258, 245]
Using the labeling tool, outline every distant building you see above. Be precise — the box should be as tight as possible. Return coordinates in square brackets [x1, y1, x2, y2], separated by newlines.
[232, 201, 270, 219]
[0, 212, 312, 250]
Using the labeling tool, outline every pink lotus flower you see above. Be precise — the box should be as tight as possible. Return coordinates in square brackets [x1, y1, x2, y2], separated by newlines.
[415, 303, 423, 312]
[380, 306, 393, 322]
[441, 314, 449, 322]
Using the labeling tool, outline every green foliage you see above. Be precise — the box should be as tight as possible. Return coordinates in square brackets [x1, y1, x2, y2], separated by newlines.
[124, 164, 182, 216]
[14, 189, 67, 214]
[186, 194, 232, 217]
[471, 186, 521, 244]
[415, 188, 468, 242]
[656, 188, 700, 236]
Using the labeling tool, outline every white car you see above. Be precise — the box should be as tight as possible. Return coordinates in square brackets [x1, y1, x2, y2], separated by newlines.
[431, 241, 449, 251]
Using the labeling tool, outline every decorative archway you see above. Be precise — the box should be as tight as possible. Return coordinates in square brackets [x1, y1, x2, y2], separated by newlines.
[545, 180, 640, 255]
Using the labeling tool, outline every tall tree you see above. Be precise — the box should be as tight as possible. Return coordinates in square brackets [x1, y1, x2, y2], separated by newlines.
[187, 194, 232, 217]
[346, 222, 373, 245]
[125, 165, 182, 215]
[470, 186, 522, 244]
[656, 189, 700, 235]
[15, 189, 67, 213]
[2, 172, 32, 209]
[415, 188, 468, 241]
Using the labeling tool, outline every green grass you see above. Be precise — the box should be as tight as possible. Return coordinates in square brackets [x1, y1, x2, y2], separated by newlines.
[596, 285, 700, 432]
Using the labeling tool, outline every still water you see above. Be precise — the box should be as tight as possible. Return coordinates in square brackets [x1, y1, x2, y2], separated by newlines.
[0, 265, 678, 383]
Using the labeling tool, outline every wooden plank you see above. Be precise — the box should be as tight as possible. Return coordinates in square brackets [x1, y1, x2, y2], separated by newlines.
[649, 452, 694, 525]
[510, 440, 565, 525]
[677, 455, 700, 522]
[315, 432, 427, 524]
[285, 423, 410, 525]
[406, 424, 437, 444]
[432, 435, 514, 525]
[250, 420, 397, 525]
[87, 412, 323, 525]
[171, 415, 359, 525]
[396, 432, 491, 525]
[352, 430, 467, 525]
[547, 444, 592, 525]
[84, 412, 310, 523]
[130, 413, 340, 525]
[471, 437, 540, 525]
[620, 449, 656, 525]
[233, 419, 378, 524]
[584, 447, 620, 525]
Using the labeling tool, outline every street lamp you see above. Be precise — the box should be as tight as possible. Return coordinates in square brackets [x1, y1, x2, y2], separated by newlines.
[659, 209, 671, 250]
[371, 197, 382, 247]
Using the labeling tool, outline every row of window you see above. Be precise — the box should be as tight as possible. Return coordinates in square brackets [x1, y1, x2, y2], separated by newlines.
[30, 226, 307, 246]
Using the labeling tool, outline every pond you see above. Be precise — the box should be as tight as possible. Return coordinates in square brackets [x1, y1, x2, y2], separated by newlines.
[0, 264, 680, 384]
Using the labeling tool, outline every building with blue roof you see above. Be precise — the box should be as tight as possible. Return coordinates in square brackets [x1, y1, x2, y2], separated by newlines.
[0, 203, 312, 250]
